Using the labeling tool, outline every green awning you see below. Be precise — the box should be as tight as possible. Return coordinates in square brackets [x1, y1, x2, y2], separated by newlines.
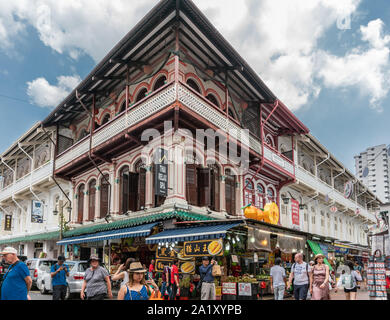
[0, 231, 60, 245]
[63, 210, 213, 238]
[307, 240, 333, 271]
[0, 211, 214, 245]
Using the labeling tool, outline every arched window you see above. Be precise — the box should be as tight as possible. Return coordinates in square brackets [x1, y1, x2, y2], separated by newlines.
[88, 180, 96, 221]
[119, 101, 127, 114]
[120, 163, 145, 214]
[266, 187, 275, 202]
[225, 169, 236, 215]
[100, 174, 110, 219]
[256, 183, 265, 209]
[206, 94, 219, 107]
[77, 184, 85, 223]
[101, 114, 110, 126]
[153, 76, 167, 91]
[186, 79, 201, 93]
[135, 88, 148, 103]
[244, 178, 254, 206]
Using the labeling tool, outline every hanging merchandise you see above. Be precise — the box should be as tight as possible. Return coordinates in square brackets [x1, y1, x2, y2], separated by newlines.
[367, 249, 387, 300]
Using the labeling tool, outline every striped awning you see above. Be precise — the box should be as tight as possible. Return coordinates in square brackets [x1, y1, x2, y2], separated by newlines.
[145, 222, 242, 244]
[57, 222, 159, 245]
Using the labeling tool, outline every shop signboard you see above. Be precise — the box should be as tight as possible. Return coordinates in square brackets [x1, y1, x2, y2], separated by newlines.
[183, 239, 223, 257]
[154, 148, 168, 197]
[335, 246, 349, 255]
[156, 246, 181, 259]
[291, 199, 300, 227]
[155, 259, 173, 272]
[155, 259, 195, 274]
[222, 282, 237, 295]
[31, 200, 43, 223]
[4, 215, 12, 231]
[238, 283, 252, 296]
[319, 243, 329, 258]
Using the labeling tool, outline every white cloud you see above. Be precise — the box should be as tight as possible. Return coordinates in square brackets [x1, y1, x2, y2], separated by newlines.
[318, 19, 390, 110]
[1, 0, 390, 111]
[27, 75, 81, 108]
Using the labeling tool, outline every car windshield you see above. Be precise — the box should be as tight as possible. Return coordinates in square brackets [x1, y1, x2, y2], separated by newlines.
[38, 261, 56, 272]
[26, 260, 37, 269]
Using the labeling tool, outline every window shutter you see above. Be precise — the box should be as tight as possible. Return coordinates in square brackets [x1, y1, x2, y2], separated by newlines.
[100, 175, 109, 218]
[128, 172, 139, 212]
[78, 185, 85, 223]
[88, 181, 96, 221]
[186, 164, 198, 205]
[198, 168, 210, 207]
[213, 168, 220, 212]
[120, 169, 130, 214]
[225, 175, 236, 215]
[138, 170, 146, 210]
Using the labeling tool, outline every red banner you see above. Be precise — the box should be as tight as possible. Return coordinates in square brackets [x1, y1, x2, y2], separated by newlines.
[291, 200, 300, 226]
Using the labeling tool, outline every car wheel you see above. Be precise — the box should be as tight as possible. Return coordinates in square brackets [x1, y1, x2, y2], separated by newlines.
[65, 286, 71, 300]
[40, 282, 47, 294]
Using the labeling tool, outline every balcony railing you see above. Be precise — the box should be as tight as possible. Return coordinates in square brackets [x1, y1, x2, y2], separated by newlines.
[55, 83, 177, 170]
[0, 161, 53, 202]
[295, 165, 375, 222]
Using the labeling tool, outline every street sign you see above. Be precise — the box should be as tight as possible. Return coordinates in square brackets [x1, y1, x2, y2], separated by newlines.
[4, 215, 12, 231]
[344, 181, 353, 199]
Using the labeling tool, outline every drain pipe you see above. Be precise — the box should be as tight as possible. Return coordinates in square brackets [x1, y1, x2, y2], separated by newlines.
[17, 142, 41, 202]
[76, 90, 112, 218]
[40, 125, 72, 217]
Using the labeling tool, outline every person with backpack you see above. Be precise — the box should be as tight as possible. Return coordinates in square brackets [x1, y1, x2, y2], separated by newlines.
[287, 253, 312, 300]
[50, 255, 69, 300]
[0, 247, 32, 300]
[335, 260, 362, 300]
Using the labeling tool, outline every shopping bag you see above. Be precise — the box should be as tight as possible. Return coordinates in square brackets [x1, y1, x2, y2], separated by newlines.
[212, 265, 222, 277]
[149, 290, 163, 300]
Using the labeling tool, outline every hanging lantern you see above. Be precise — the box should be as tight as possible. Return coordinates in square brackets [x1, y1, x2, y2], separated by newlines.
[69, 124, 76, 131]
[241, 102, 248, 110]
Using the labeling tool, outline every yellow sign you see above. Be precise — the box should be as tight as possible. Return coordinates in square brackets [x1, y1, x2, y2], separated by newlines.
[183, 239, 223, 257]
[264, 202, 279, 225]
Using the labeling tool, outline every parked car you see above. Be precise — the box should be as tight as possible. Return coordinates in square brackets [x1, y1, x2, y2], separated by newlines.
[0, 255, 28, 283]
[38, 260, 111, 299]
[26, 258, 57, 289]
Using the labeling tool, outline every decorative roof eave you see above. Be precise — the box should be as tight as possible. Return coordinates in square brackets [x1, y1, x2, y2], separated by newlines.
[62, 210, 215, 238]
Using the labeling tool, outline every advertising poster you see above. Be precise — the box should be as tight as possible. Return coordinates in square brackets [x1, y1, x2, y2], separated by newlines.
[31, 200, 43, 223]
[238, 283, 252, 296]
[291, 199, 300, 227]
[222, 282, 236, 295]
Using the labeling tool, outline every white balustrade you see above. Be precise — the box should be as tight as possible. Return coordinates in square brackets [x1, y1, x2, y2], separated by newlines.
[295, 165, 375, 222]
[0, 161, 52, 202]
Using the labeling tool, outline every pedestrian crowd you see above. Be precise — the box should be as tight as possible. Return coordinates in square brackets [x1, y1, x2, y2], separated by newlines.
[1, 246, 367, 301]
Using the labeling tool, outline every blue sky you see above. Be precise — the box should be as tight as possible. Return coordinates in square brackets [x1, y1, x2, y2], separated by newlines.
[0, 0, 389, 173]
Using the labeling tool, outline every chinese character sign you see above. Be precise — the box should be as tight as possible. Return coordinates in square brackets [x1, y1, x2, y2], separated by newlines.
[154, 148, 168, 196]
[31, 200, 43, 223]
[183, 239, 223, 257]
[291, 199, 300, 227]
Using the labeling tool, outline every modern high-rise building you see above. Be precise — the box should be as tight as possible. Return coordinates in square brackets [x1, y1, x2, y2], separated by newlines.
[355, 144, 390, 203]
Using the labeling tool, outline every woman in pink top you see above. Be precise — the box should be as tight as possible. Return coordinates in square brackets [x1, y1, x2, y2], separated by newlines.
[310, 254, 330, 300]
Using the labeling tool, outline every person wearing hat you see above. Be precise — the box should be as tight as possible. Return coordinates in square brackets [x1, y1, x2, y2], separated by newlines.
[198, 256, 217, 300]
[80, 254, 113, 300]
[309, 253, 330, 300]
[0, 247, 32, 300]
[117, 262, 159, 300]
[50, 255, 69, 300]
